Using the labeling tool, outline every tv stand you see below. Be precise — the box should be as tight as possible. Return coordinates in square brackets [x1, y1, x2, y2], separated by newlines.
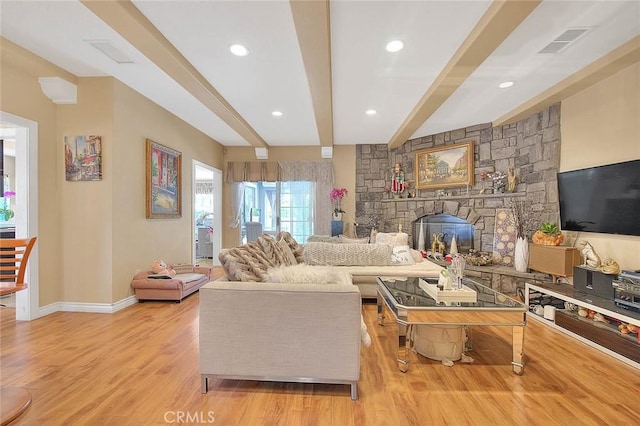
[525, 281, 640, 369]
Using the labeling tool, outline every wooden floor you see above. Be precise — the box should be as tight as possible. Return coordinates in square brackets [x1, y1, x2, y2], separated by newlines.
[1, 276, 638, 425]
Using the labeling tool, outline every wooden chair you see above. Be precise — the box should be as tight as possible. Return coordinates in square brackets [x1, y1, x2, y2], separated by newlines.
[0, 237, 37, 297]
[0, 237, 36, 424]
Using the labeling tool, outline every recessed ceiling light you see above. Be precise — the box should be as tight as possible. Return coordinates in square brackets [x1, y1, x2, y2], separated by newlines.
[385, 40, 404, 53]
[272, 111, 283, 117]
[229, 44, 249, 56]
[366, 109, 377, 116]
[499, 81, 515, 89]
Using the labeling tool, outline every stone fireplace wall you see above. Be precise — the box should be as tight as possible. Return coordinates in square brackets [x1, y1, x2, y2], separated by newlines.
[355, 104, 562, 253]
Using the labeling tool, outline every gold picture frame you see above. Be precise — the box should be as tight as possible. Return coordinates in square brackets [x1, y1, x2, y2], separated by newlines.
[146, 139, 182, 218]
[415, 140, 474, 189]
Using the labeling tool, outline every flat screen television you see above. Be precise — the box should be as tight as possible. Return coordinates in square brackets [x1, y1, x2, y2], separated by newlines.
[557, 159, 640, 236]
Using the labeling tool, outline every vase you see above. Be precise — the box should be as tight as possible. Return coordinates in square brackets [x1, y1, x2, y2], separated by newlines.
[514, 237, 529, 272]
[333, 212, 342, 221]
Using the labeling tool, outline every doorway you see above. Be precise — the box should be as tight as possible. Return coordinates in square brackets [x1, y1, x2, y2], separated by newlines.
[193, 161, 222, 266]
[0, 111, 39, 320]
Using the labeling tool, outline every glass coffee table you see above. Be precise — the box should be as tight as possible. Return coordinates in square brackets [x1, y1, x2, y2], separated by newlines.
[377, 276, 527, 374]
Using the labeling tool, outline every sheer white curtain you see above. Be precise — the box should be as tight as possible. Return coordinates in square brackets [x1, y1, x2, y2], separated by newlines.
[225, 161, 281, 229]
[279, 160, 333, 236]
[227, 183, 245, 228]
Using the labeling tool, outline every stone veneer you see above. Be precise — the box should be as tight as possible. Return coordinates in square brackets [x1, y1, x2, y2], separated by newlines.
[355, 103, 562, 253]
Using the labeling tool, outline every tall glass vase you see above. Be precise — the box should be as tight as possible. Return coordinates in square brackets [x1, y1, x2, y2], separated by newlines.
[514, 237, 529, 272]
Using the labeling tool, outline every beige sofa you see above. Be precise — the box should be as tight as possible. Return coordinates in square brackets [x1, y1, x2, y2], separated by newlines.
[204, 233, 444, 399]
[199, 281, 361, 399]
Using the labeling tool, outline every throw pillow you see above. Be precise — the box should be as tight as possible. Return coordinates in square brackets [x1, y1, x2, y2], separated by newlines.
[277, 238, 298, 266]
[391, 245, 416, 265]
[303, 242, 392, 266]
[339, 235, 369, 244]
[375, 232, 409, 247]
[411, 249, 425, 263]
[276, 231, 305, 263]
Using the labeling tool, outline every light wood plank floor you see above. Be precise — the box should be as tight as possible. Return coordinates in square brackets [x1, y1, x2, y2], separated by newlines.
[1, 279, 638, 425]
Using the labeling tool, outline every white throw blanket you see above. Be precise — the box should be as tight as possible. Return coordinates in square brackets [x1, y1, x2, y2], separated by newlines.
[265, 264, 371, 347]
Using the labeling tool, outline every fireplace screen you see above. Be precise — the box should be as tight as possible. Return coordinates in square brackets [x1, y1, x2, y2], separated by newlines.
[413, 214, 474, 254]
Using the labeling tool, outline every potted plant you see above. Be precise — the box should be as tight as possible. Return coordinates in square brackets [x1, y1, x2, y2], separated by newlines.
[532, 222, 565, 246]
[330, 187, 347, 220]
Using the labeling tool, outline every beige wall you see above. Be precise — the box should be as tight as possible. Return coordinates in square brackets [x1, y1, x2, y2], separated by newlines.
[58, 78, 115, 303]
[222, 145, 356, 247]
[2, 38, 224, 306]
[561, 62, 640, 270]
[111, 79, 223, 302]
[1, 38, 72, 306]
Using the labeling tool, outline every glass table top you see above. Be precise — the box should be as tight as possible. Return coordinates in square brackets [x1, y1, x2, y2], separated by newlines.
[377, 276, 526, 311]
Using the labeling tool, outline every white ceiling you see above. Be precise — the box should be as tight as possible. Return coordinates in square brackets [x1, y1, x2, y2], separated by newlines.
[1, 0, 639, 149]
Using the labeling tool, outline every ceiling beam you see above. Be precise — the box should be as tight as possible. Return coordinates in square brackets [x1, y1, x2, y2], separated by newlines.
[80, 0, 268, 148]
[289, 0, 334, 148]
[494, 35, 640, 126]
[387, 0, 541, 149]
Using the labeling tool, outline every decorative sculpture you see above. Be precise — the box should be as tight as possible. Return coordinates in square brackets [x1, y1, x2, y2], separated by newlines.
[391, 163, 405, 197]
[507, 167, 517, 192]
[431, 233, 439, 254]
[599, 258, 620, 275]
[580, 241, 601, 268]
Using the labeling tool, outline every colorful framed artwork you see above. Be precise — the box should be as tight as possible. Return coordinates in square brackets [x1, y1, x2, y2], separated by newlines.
[64, 135, 103, 181]
[146, 139, 182, 218]
[415, 140, 475, 189]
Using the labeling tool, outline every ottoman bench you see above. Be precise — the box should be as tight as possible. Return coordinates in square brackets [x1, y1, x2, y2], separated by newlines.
[131, 264, 214, 302]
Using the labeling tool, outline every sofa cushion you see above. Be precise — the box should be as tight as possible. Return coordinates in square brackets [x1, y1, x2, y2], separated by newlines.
[339, 235, 369, 244]
[265, 264, 352, 286]
[303, 242, 392, 266]
[264, 264, 370, 346]
[375, 232, 409, 247]
[174, 272, 206, 283]
[307, 235, 341, 243]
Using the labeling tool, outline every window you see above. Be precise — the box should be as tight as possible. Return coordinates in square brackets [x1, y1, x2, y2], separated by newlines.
[240, 181, 314, 243]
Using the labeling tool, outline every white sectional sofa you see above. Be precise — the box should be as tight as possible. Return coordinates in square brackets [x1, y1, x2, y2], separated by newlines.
[217, 231, 444, 297]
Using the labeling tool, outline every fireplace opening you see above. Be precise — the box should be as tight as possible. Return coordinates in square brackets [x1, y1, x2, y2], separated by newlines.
[413, 214, 474, 254]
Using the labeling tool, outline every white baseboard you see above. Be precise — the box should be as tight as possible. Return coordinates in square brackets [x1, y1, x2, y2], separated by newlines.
[37, 295, 138, 318]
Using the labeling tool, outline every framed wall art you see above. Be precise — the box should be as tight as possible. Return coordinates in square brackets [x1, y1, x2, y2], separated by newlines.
[415, 140, 474, 189]
[146, 139, 182, 218]
[64, 135, 102, 181]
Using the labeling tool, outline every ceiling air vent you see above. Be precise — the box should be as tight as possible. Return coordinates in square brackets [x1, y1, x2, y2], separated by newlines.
[86, 40, 134, 64]
[538, 27, 592, 54]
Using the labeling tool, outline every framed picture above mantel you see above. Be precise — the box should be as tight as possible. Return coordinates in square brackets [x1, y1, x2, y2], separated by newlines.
[146, 139, 182, 219]
[415, 140, 474, 190]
